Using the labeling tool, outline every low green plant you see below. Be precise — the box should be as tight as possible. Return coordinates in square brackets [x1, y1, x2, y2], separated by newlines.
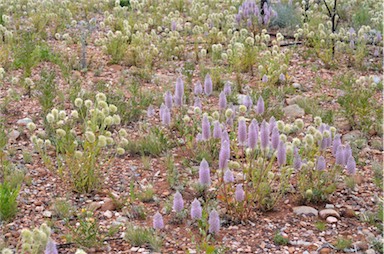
[165, 153, 180, 189]
[65, 209, 119, 249]
[0, 181, 20, 221]
[138, 185, 155, 203]
[124, 224, 162, 251]
[124, 127, 170, 157]
[314, 221, 327, 231]
[36, 70, 57, 116]
[334, 237, 352, 250]
[52, 198, 75, 219]
[273, 232, 289, 246]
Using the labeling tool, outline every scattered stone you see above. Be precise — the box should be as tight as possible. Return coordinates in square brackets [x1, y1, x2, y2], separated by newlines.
[354, 241, 368, 251]
[293, 206, 318, 217]
[130, 247, 139, 252]
[286, 95, 303, 105]
[326, 216, 338, 223]
[103, 210, 113, 218]
[334, 117, 351, 131]
[43, 211, 52, 218]
[282, 104, 305, 118]
[87, 202, 102, 211]
[365, 249, 376, 254]
[325, 204, 334, 209]
[17, 118, 33, 126]
[341, 208, 356, 218]
[319, 209, 340, 219]
[101, 198, 116, 211]
[8, 130, 20, 140]
[318, 247, 332, 254]
[292, 83, 301, 89]
[116, 216, 128, 224]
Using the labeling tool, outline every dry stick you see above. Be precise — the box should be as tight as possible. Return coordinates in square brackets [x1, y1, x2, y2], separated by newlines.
[57, 237, 124, 249]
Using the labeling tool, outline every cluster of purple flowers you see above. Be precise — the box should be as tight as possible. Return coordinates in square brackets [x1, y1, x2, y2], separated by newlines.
[154, 191, 221, 234]
[235, 0, 277, 29]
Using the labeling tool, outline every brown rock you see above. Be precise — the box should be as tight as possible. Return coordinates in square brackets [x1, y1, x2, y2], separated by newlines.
[319, 247, 332, 254]
[100, 198, 116, 211]
[341, 208, 356, 218]
[87, 202, 102, 211]
[319, 209, 340, 219]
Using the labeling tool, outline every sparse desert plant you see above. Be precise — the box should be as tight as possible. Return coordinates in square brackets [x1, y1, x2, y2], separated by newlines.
[124, 224, 162, 251]
[30, 93, 127, 193]
[19, 224, 53, 254]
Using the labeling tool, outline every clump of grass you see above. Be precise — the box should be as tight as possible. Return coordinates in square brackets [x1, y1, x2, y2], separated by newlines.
[273, 232, 289, 246]
[124, 225, 162, 251]
[52, 198, 74, 219]
[334, 237, 352, 250]
[314, 221, 327, 231]
[138, 186, 155, 203]
[125, 127, 170, 157]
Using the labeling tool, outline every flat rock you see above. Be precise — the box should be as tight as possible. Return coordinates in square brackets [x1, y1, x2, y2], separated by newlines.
[326, 216, 338, 223]
[286, 95, 303, 105]
[342, 130, 363, 143]
[319, 209, 340, 219]
[282, 104, 305, 118]
[87, 202, 102, 211]
[100, 198, 116, 211]
[293, 206, 318, 217]
[334, 117, 351, 131]
[43, 211, 52, 218]
[103, 210, 113, 218]
[9, 130, 20, 140]
[365, 249, 375, 254]
[17, 118, 33, 126]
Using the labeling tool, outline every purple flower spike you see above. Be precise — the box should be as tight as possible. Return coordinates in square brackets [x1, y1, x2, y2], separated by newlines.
[256, 96, 265, 115]
[191, 198, 202, 220]
[262, 74, 268, 83]
[293, 152, 302, 170]
[196, 133, 202, 142]
[219, 91, 227, 110]
[224, 82, 232, 95]
[213, 121, 222, 139]
[202, 115, 211, 141]
[199, 159, 211, 186]
[271, 127, 280, 150]
[235, 184, 245, 202]
[260, 120, 269, 150]
[335, 145, 344, 165]
[147, 105, 155, 118]
[194, 97, 202, 109]
[194, 81, 203, 95]
[346, 156, 356, 175]
[243, 95, 253, 109]
[171, 21, 177, 31]
[343, 144, 352, 165]
[269, 116, 276, 134]
[208, 210, 220, 234]
[45, 240, 58, 254]
[173, 191, 184, 213]
[161, 107, 171, 126]
[204, 74, 213, 96]
[153, 212, 164, 229]
[332, 134, 341, 156]
[316, 156, 326, 171]
[175, 77, 184, 99]
[221, 129, 230, 142]
[277, 141, 286, 166]
[238, 118, 247, 146]
[279, 73, 285, 82]
[223, 169, 234, 183]
[219, 140, 230, 170]
[164, 91, 173, 109]
[247, 119, 258, 149]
